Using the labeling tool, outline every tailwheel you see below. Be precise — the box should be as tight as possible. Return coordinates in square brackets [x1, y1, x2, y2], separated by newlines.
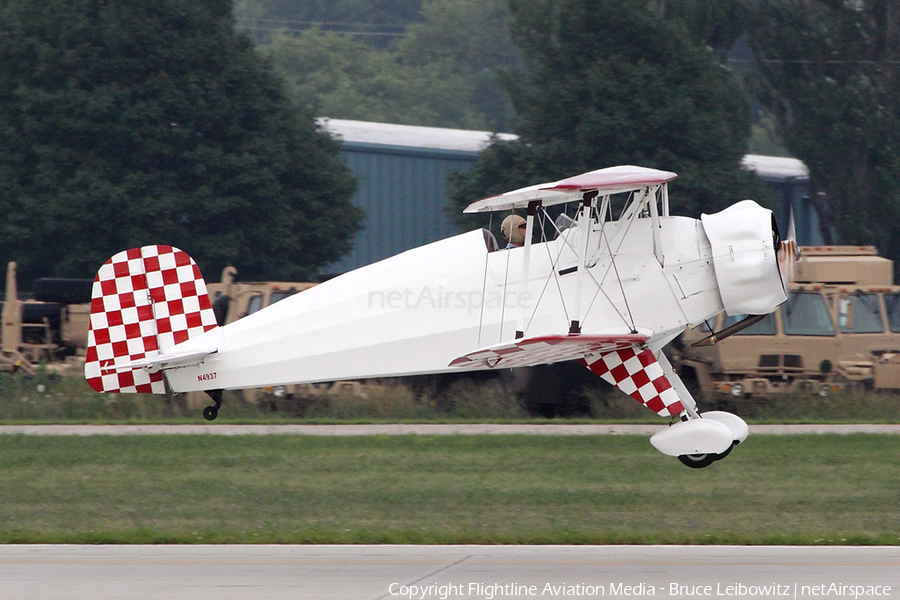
[202, 405, 218, 421]
[202, 389, 224, 421]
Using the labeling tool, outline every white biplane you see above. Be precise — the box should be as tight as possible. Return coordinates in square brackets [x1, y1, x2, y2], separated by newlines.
[84, 165, 796, 468]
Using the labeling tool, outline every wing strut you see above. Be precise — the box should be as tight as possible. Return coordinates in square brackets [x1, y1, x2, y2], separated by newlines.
[691, 313, 768, 347]
[569, 190, 598, 334]
[516, 200, 541, 339]
[646, 185, 665, 267]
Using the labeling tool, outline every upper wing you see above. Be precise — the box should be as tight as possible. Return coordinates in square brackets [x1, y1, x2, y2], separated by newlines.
[463, 166, 677, 213]
[448, 333, 650, 369]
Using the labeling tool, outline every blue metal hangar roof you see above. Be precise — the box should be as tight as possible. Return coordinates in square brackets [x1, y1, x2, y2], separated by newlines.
[318, 118, 518, 273]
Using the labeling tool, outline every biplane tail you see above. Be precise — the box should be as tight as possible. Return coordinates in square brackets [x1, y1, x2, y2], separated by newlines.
[84, 245, 219, 394]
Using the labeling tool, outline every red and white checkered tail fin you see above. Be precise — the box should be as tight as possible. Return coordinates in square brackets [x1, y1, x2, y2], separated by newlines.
[84, 245, 218, 394]
[583, 347, 686, 417]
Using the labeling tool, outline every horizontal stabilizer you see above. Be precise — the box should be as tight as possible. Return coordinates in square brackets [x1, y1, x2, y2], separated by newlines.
[115, 346, 218, 373]
[449, 333, 649, 369]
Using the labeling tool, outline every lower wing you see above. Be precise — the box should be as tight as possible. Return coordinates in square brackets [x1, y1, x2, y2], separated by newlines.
[448, 333, 650, 370]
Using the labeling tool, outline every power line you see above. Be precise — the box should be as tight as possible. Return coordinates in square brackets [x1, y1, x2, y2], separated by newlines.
[728, 58, 900, 66]
[234, 19, 408, 38]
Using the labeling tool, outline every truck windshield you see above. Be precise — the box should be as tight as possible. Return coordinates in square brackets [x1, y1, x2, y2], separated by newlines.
[269, 290, 298, 305]
[783, 292, 835, 336]
[838, 293, 883, 333]
[885, 293, 900, 333]
[723, 312, 777, 335]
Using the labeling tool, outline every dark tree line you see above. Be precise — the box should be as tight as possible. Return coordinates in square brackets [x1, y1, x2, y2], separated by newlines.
[0, 0, 360, 286]
[746, 0, 900, 268]
[450, 0, 763, 229]
[4, 0, 899, 286]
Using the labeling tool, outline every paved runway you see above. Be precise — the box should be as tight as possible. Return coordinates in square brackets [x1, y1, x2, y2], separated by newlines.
[2, 545, 899, 600]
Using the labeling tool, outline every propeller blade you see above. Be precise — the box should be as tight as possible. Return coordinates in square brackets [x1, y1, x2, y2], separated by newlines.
[777, 208, 800, 292]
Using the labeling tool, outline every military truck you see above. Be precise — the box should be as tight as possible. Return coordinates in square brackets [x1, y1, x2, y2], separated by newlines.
[205, 266, 317, 326]
[0, 260, 344, 409]
[675, 246, 900, 397]
[1, 262, 91, 375]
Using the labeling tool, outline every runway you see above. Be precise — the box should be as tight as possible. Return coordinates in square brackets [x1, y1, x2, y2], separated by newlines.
[1, 545, 898, 600]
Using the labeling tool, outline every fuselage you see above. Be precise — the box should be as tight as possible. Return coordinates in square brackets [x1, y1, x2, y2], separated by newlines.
[164, 215, 726, 393]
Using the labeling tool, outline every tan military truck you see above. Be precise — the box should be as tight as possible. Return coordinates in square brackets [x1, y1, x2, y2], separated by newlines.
[676, 246, 900, 397]
[205, 266, 317, 326]
[1, 262, 91, 375]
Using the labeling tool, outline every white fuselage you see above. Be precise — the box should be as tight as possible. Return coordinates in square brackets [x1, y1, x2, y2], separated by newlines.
[164, 216, 725, 393]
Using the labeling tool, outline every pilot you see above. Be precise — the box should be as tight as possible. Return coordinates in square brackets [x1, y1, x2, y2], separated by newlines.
[500, 214, 527, 248]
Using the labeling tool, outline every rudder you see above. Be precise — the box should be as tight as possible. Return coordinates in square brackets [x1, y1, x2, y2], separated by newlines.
[84, 245, 218, 393]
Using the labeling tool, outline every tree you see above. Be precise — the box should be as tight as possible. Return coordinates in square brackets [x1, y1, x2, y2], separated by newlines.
[0, 0, 360, 286]
[449, 0, 763, 228]
[265, 28, 495, 129]
[746, 0, 900, 265]
[261, 0, 518, 131]
[396, 0, 519, 130]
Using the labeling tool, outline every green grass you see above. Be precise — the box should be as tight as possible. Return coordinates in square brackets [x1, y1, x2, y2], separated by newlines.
[3, 371, 899, 424]
[1, 434, 899, 545]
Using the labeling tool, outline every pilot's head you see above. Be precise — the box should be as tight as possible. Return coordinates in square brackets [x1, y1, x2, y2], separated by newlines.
[501, 214, 527, 247]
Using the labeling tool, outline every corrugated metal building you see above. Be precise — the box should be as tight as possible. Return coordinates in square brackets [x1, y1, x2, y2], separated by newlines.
[320, 119, 821, 274]
[319, 118, 517, 273]
[741, 154, 823, 245]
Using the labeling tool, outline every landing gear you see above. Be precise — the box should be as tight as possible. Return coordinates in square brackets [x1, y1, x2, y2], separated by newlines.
[203, 389, 224, 421]
[677, 441, 738, 469]
[678, 453, 718, 469]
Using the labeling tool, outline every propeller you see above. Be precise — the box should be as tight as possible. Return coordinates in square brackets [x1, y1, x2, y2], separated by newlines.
[776, 208, 800, 292]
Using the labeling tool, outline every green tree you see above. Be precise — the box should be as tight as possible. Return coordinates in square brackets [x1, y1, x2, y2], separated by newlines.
[449, 0, 762, 227]
[266, 28, 495, 128]
[263, 0, 518, 130]
[0, 0, 359, 286]
[746, 0, 900, 264]
[396, 0, 519, 130]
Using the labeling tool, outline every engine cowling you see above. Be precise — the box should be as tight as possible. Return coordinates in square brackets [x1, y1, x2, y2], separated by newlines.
[701, 200, 787, 316]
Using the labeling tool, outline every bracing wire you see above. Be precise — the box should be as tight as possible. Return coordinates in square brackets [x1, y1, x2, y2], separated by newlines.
[476, 213, 493, 348]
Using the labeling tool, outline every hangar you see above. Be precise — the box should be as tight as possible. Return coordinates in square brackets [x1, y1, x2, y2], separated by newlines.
[320, 119, 822, 274]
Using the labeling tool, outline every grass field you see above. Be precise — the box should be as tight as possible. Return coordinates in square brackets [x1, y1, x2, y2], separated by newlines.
[2, 433, 898, 545]
[3, 371, 900, 424]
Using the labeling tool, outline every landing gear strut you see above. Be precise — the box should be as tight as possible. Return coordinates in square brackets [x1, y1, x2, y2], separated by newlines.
[203, 389, 224, 421]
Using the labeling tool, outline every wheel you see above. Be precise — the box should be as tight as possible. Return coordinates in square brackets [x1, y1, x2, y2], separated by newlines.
[202, 406, 218, 421]
[678, 453, 718, 469]
[715, 440, 737, 461]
